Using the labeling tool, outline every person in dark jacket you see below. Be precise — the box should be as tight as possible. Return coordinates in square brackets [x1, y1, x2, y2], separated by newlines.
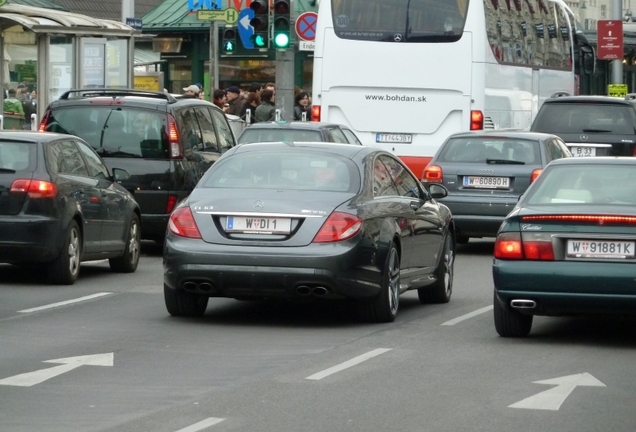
[225, 86, 244, 116]
[293, 91, 311, 121]
[254, 89, 275, 122]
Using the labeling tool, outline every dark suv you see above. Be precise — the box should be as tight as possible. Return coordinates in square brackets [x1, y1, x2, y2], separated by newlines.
[530, 94, 636, 158]
[40, 89, 236, 241]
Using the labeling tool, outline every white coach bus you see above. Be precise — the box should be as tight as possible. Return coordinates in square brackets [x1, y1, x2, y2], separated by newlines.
[311, 0, 592, 178]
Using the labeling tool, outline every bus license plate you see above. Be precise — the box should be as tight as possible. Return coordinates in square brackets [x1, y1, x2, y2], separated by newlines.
[571, 146, 596, 157]
[376, 133, 413, 143]
[226, 216, 291, 234]
[567, 240, 635, 259]
[463, 176, 510, 189]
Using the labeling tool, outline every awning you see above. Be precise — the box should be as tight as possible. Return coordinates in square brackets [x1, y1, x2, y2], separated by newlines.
[0, 4, 136, 36]
[134, 46, 161, 65]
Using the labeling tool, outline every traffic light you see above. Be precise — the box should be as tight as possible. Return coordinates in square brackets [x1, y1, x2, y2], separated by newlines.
[273, 0, 291, 49]
[222, 27, 237, 53]
[250, 0, 269, 48]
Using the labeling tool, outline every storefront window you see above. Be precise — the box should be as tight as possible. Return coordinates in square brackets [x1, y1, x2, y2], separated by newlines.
[106, 38, 129, 88]
[169, 60, 192, 94]
[4, 27, 38, 129]
[50, 36, 74, 102]
[205, 59, 276, 92]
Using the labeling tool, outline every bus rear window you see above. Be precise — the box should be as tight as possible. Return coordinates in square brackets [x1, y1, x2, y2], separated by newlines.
[331, 0, 468, 42]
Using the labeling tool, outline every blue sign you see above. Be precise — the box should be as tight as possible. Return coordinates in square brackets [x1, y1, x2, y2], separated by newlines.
[188, 0, 220, 11]
[238, 8, 255, 49]
[126, 17, 142, 31]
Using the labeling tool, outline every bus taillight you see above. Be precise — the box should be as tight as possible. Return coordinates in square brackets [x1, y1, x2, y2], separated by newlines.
[470, 110, 484, 130]
[311, 105, 321, 122]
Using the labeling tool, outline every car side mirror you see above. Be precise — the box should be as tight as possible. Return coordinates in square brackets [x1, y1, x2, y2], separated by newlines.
[111, 167, 131, 183]
[424, 183, 448, 199]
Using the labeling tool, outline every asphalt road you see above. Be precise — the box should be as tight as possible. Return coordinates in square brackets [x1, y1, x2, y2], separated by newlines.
[0, 240, 635, 432]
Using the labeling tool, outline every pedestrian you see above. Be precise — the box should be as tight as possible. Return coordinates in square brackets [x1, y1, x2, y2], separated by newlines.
[183, 84, 200, 98]
[264, 82, 276, 98]
[293, 91, 311, 121]
[213, 89, 229, 113]
[240, 92, 260, 124]
[225, 86, 244, 116]
[22, 88, 37, 130]
[254, 89, 275, 122]
[248, 82, 263, 97]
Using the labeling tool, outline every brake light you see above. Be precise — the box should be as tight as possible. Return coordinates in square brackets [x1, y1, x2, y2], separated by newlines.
[166, 194, 178, 213]
[470, 110, 484, 130]
[494, 232, 523, 259]
[522, 215, 636, 225]
[167, 114, 183, 159]
[494, 232, 554, 260]
[311, 105, 321, 122]
[422, 165, 443, 183]
[38, 110, 51, 132]
[530, 168, 542, 183]
[168, 207, 201, 239]
[313, 212, 362, 243]
[10, 179, 57, 198]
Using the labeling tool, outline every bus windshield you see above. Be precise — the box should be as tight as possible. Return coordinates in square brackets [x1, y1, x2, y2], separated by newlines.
[332, 0, 469, 42]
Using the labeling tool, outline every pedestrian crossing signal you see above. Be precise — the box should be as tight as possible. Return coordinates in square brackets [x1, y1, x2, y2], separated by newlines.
[222, 27, 237, 53]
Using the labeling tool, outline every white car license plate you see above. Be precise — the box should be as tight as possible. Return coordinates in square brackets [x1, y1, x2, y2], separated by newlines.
[226, 216, 291, 234]
[567, 240, 635, 258]
[376, 133, 413, 143]
[463, 176, 510, 189]
[570, 146, 596, 157]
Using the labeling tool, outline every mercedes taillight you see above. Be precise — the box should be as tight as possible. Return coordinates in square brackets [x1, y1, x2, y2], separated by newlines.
[168, 207, 201, 239]
[313, 212, 362, 243]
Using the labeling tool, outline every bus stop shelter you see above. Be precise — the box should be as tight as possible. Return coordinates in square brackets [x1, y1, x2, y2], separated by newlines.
[0, 4, 136, 128]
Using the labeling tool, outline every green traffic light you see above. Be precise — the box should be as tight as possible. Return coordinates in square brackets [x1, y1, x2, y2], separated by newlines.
[274, 33, 290, 48]
[254, 34, 267, 47]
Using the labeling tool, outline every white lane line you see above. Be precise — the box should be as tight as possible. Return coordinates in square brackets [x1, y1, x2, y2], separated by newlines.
[441, 305, 493, 326]
[305, 348, 393, 381]
[174, 417, 225, 432]
[18, 292, 114, 314]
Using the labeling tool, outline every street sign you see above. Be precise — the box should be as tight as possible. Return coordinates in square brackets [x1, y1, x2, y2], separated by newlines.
[608, 83, 628, 97]
[295, 11, 318, 42]
[238, 8, 255, 49]
[298, 40, 315, 51]
[197, 8, 239, 24]
[125, 17, 143, 30]
[597, 20, 623, 60]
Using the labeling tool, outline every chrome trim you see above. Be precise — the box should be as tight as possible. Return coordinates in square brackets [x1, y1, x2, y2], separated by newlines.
[194, 211, 324, 218]
[566, 143, 612, 148]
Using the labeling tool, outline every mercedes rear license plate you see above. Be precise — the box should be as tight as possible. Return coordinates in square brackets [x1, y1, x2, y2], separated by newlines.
[376, 133, 413, 143]
[463, 176, 510, 189]
[226, 216, 291, 234]
[571, 146, 596, 157]
[567, 240, 635, 259]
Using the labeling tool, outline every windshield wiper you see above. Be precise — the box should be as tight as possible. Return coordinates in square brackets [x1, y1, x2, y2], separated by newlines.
[581, 128, 611, 133]
[0, 168, 16, 173]
[98, 148, 141, 158]
[487, 159, 525, 165]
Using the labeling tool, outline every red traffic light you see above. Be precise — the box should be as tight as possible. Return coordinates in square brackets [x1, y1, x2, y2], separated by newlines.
[274, 0, 290, 14]
[250, 0, 268, 14]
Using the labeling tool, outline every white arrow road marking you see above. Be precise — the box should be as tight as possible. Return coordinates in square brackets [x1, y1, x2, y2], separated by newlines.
[442, 305, 493, 325]
[0, 353, 114, 387]
[174, 417, 225, 432]
[305, 348, 392, 381]
[18, 292, 113, 313]
[509, 373, 606, 411]
[239, 15, 251, 30]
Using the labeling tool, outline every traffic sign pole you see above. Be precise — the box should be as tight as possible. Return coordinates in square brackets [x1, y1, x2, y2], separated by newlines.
[611, 0, 623, 84]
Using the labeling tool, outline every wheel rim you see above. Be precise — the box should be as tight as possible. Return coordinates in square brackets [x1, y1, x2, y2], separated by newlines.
[387, 248, 400, 315]
[128, 221, 140, 263]
[68, 228, 80, 275]
[442, 238, 454, 296]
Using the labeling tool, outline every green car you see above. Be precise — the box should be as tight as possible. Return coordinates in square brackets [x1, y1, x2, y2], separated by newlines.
[493, 157, 636, 337]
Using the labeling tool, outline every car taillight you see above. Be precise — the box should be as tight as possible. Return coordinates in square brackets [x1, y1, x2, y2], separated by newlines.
[522, 214, 636, 225]
[313, 212, 362, 243]
[422, 165, 442, 183]
[167, 114, 183, 159]
[494, 232, 554, 260]
[10, 179, 57, 198]
[166, 194, 178, 213]
[38, 110, 51, 132]
[311, 105, 321, 122]
[530, 168, 542, 183]
[168, 207, 201, 239]
[470, 110, 484, 130]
